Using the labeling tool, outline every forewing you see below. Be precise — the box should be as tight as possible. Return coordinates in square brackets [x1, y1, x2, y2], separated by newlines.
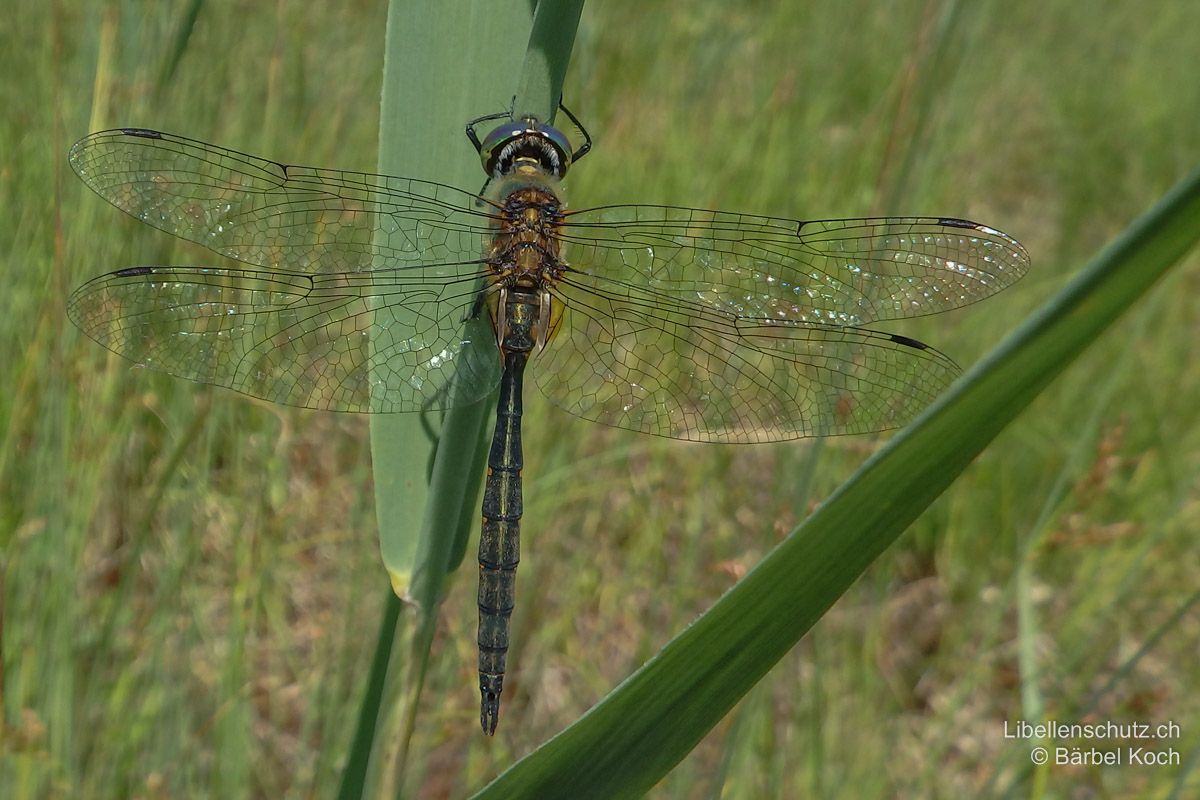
[68, 264, 501, 413]
[558, 207, 1029, 325]
[538, 272, 961, 443]
[69, 128, 495, 273]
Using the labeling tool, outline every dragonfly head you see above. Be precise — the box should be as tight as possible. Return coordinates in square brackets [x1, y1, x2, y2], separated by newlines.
[477, 116, 573, 180]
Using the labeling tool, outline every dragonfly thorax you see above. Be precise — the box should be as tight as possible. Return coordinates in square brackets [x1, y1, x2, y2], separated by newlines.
[488, 183, 565, 281]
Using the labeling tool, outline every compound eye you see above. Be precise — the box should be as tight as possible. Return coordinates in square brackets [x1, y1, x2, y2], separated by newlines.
[540, 125, 573, 176]
[478, 122, 525, 174]
[475, 118, 574, 177]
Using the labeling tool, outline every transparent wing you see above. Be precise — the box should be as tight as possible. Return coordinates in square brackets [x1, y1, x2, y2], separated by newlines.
[538, 270, 961, 442]
[531, 207, 1026, 441]
[558, 207, 1030, 325]
[69, 128, 496, 273]
[67, 264, 501, 412]
[69, 129, 1027, 434]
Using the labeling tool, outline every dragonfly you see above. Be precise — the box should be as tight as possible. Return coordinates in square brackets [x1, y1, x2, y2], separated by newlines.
[67, 106, 1029, 734]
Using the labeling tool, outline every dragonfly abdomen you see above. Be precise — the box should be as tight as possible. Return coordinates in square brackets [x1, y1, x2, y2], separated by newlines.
[477, 350, 524, 736]
[477, 288, 541, 735]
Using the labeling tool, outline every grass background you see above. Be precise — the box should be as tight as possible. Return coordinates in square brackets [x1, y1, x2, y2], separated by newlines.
[3, 1, 1199, 797]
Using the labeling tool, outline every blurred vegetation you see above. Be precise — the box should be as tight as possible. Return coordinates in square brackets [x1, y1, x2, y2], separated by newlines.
[2, 1, 1198, 797]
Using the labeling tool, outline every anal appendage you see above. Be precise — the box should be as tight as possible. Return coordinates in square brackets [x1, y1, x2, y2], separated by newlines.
[480, 675, 504, 735]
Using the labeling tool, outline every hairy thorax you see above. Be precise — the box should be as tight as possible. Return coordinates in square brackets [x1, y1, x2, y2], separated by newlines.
[485, 164, 567, 351]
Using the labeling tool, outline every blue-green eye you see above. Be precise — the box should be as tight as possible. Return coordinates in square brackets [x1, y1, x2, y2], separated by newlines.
[477, 121, 525, 173]
[477, 118, 572, 178]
